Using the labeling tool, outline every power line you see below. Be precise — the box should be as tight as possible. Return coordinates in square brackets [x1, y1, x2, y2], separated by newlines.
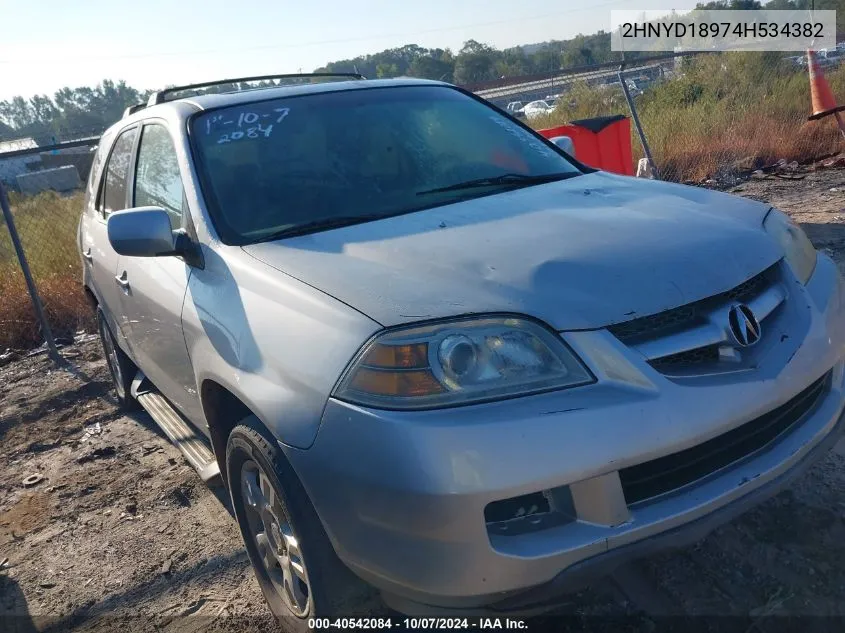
[0, 0, 626, 65]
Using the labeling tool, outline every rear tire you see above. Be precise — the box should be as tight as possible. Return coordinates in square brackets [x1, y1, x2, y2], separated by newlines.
[226, 417, 382, 628]
[96, 309, 138, 411]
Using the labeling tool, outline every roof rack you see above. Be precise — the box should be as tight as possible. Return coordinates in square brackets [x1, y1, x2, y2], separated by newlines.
[122, 103, 146, 118]
[145, 73, 367, 107]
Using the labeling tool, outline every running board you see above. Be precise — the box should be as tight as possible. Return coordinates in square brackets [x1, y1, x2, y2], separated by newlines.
[132, 374, 221, 484]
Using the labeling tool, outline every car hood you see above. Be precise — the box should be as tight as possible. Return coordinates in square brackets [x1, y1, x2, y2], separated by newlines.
[242, 171, 783, 330]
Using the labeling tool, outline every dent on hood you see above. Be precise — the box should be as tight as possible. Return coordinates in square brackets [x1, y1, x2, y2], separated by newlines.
[243, 173, 782, 330]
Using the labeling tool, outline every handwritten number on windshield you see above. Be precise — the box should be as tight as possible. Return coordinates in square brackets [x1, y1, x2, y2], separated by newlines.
[274, 108, 290, 123]
[207, 107, 291, 144]
[217, 124, 273, 144]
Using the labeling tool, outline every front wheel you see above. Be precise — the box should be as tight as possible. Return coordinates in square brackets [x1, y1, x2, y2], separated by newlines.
[226, 418, 381, 627]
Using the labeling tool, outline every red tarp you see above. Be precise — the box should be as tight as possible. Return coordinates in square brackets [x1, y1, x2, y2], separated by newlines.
[538, 114, 634, 176]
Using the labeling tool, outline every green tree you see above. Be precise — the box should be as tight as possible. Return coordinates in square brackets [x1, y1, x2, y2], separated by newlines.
[0, 80, 148, 142]
[408, 53, 454, 81]
[453, 40, 499, 84]
[696, 1, 762, 8]
[376, 63, 400, 78]
[532, 47, 564, 72]
[494, 47, 535, 77]
[0, 96, 36, 130]
[559, 32, 615, 70]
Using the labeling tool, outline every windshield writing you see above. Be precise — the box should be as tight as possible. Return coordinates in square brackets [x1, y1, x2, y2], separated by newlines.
[191, 85, 581, 244]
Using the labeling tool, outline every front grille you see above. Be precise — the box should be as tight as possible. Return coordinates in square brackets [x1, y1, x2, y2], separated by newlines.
[650, 344, 720, 370]
[619, 372, 830, 505]
[608, 263, 777, 344]
[609, 305, 699, 342]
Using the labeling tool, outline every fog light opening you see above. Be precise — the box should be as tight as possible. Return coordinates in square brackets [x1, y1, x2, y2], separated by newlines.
[485, 486, 575, 537]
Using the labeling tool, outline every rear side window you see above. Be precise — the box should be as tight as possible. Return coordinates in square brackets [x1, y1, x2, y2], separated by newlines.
[134, 124, 185, 230]
[84, 137, 110, 212]
[99, 127, 138, 216]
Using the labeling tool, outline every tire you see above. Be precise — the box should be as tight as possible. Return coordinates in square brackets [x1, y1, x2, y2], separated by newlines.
[226, 418, 382, 627]
[96, 308, 139, 411]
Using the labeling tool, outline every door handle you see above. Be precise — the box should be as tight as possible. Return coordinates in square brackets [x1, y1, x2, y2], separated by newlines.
[82, 248, 93, 262]
[115, 271, 130, 291]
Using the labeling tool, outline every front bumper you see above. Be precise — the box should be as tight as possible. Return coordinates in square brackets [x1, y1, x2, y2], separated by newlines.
[488, 404, 845, 614]
[286, 254, 845, 613]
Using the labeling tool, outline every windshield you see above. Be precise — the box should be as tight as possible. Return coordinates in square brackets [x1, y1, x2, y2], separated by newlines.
[190, 85, 581, 244]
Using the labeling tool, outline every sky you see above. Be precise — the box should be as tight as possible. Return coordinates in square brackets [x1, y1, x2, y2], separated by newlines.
[0, 0, 700, 101]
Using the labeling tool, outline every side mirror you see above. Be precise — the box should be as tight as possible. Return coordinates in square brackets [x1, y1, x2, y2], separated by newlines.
[550, 136, 576, 159]
[107, 207, 178, 257]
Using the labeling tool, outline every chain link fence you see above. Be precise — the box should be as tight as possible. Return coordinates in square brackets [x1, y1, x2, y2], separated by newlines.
[3, 50, 845, 356]
[0, 135, 99, 356]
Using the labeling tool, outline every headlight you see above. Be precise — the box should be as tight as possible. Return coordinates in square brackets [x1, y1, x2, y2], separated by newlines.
[334, 316, 594, 410]
[763, 208, 817, 284]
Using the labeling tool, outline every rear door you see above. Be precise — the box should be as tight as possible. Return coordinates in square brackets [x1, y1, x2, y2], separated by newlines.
[79, 125, 139, 344]
[116, 121, 198, 418]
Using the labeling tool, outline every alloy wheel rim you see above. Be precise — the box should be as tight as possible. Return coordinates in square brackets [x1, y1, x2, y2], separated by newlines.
[240, 460, 311, 617]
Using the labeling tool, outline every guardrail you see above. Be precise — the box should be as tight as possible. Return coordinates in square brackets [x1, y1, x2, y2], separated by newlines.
[475, 63, 666, 102]
[0, 136, 101, 160]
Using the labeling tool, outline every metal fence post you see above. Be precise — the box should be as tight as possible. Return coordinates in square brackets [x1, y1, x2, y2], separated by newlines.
[0, 181, 61, 362]
[618, 62, 660, 179]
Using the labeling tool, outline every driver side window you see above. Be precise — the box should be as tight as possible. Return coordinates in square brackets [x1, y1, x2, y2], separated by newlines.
[134, 124, 185, 231]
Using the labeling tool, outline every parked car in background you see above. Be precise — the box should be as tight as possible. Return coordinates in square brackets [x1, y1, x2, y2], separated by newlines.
[820, 49, 844, 67]
[506, 100, 523, 114]
[520, 99, 555, 119]
[80, 73, 845, 626]
[624, 79, 644, 97]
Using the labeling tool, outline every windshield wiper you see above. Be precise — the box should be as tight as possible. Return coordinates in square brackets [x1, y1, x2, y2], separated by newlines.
[251, 215, 383, 243]
[416, 172, 579, 196]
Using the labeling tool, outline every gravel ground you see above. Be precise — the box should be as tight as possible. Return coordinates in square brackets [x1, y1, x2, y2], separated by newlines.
[0, 341, 278, 632]
[3, 167, 845, 632]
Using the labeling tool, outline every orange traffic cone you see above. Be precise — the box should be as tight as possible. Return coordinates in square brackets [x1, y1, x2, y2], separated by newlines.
[806, 49, 845, 139]
[807, 50, 845, 119]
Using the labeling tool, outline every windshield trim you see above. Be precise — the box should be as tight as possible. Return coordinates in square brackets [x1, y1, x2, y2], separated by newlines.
[186, 84, 589, 247]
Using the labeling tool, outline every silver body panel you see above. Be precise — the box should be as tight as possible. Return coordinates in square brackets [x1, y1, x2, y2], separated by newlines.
[77, 79, 845, 610]
[289, 255, 845, 605]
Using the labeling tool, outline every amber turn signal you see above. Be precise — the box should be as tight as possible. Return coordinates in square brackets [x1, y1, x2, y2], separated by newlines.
[360, 343, 429, 369]
[348, 368, 444, 397]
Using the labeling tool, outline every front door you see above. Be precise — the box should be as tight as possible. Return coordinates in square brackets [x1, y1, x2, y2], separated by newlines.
[116, 122, 198, 418]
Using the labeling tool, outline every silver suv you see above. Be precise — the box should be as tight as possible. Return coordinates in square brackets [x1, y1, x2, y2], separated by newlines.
[79, 73, 845, 624]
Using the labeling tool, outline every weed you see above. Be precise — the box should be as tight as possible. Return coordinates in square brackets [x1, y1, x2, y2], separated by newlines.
[0, 191, 91, 350]
[534, 52, 845, 182]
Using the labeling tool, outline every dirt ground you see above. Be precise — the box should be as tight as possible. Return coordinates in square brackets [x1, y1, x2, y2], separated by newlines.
[3, 167, 845, 632]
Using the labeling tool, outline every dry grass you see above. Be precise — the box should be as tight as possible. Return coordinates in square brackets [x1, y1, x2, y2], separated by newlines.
[533, 52, 845, 182]
[0, 191, 92, 350]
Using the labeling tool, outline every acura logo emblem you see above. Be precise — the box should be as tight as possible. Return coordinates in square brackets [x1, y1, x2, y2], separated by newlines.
[728, 304, 761, 347]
